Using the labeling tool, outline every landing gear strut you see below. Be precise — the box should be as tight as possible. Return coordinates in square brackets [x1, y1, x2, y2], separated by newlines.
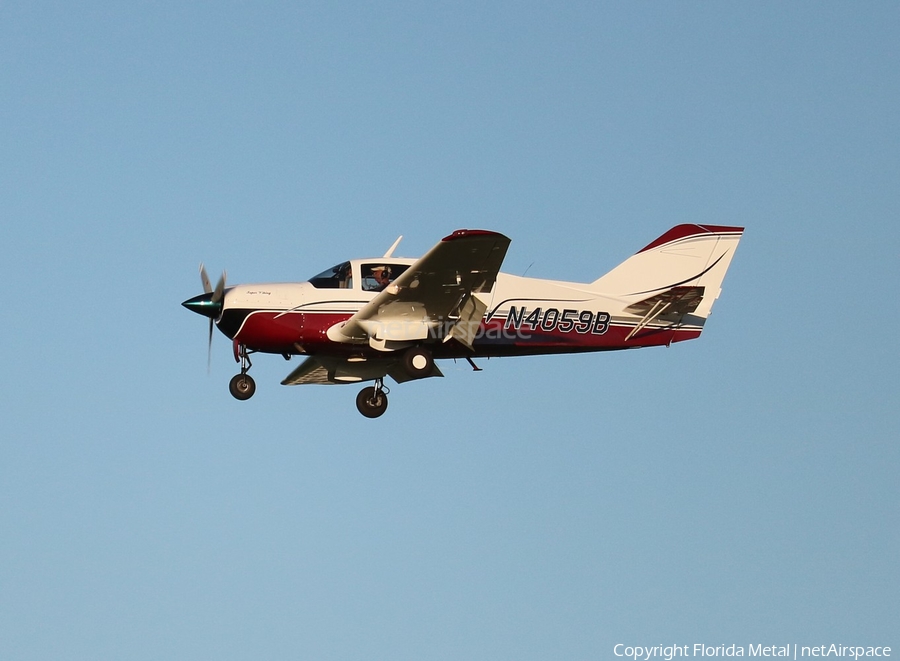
[356, 378, 389, 418]
[229, 342, 256, 401]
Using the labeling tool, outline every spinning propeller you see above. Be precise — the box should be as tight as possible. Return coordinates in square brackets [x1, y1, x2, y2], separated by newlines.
[182, 263, 227, 368]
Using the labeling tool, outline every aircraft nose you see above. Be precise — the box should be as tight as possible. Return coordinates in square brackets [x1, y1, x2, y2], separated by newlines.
[182, 292, 222, 319]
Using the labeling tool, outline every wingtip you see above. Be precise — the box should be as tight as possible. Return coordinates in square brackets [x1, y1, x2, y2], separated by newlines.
[441, 229, 509, 242]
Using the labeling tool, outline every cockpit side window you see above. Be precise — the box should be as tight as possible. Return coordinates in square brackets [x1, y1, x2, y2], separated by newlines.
[308, 261, 353, 289]
[361, 263, 410, 292]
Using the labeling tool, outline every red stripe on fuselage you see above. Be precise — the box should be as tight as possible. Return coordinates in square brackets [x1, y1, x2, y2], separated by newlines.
[233, 311, 352, 353]
[229, 309, 701, 357]
[472, 317, 700, 353]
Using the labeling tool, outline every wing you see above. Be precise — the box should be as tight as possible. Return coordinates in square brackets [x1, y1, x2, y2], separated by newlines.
[282, 355, 443, 386]
[331, 229, 511, 350]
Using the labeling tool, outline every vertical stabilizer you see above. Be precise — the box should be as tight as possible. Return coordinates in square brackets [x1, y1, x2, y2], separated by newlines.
[592, 224, 743, 320]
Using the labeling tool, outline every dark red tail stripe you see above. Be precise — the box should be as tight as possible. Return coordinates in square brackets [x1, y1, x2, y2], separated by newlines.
[638, 224, 744, 254]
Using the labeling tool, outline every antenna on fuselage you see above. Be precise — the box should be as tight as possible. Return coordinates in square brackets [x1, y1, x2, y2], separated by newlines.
[383, 235, 403, 258]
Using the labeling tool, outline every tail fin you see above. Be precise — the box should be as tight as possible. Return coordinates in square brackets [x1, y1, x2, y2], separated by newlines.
[592, 224, 744, 321]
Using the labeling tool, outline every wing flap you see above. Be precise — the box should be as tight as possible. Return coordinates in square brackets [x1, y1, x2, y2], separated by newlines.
[444, 293, 487, 351]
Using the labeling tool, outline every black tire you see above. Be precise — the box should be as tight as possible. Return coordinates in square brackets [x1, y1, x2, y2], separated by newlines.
[402, 346, 434, 378]
[229, 374, 256, 401]
[356, 386, 388, 418]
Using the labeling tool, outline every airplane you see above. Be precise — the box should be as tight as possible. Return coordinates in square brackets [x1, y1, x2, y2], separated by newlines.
[182, 224, 743, 418]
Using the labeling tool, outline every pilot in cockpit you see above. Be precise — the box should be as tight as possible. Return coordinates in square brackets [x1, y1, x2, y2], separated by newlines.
[369, 265, 392, 291]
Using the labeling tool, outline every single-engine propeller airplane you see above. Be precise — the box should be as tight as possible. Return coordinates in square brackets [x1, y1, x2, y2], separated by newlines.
[183, 224, 743, 417]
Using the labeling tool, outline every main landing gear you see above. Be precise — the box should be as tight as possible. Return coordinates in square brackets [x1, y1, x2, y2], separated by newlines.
[356, 378, 389, 418]
[225, 344, 430, 414]
[229, 342, 256, 401]
[353, 347, 432, 418]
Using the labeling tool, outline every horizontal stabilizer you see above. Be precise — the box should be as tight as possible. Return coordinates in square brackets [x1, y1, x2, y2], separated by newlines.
[624, 286, 705, 341]
[625, 285, 705, 318]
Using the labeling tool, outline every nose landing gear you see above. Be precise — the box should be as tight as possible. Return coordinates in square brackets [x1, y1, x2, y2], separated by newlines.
[229, 342, 256, 401]
[356, 378, 389, 418]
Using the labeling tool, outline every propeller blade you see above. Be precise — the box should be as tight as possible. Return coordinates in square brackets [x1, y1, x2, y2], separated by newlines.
[199, 263, 212, 294]
[212, 271, 226, 303]
[208, 318, 214, 372]
[185, 266, 227, 373]
[209, 271, 225, 372]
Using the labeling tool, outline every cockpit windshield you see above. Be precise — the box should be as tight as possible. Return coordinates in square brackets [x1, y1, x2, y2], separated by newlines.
[308, 261, 353, 289]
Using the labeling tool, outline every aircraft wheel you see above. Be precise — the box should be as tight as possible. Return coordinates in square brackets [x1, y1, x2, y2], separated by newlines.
[402, 346, 433, 378]
[229, 374, 256, 401]
[356, 386, 388, 418]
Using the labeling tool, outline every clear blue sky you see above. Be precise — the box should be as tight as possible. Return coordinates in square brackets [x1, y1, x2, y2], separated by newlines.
[2, 2, 898, 659]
